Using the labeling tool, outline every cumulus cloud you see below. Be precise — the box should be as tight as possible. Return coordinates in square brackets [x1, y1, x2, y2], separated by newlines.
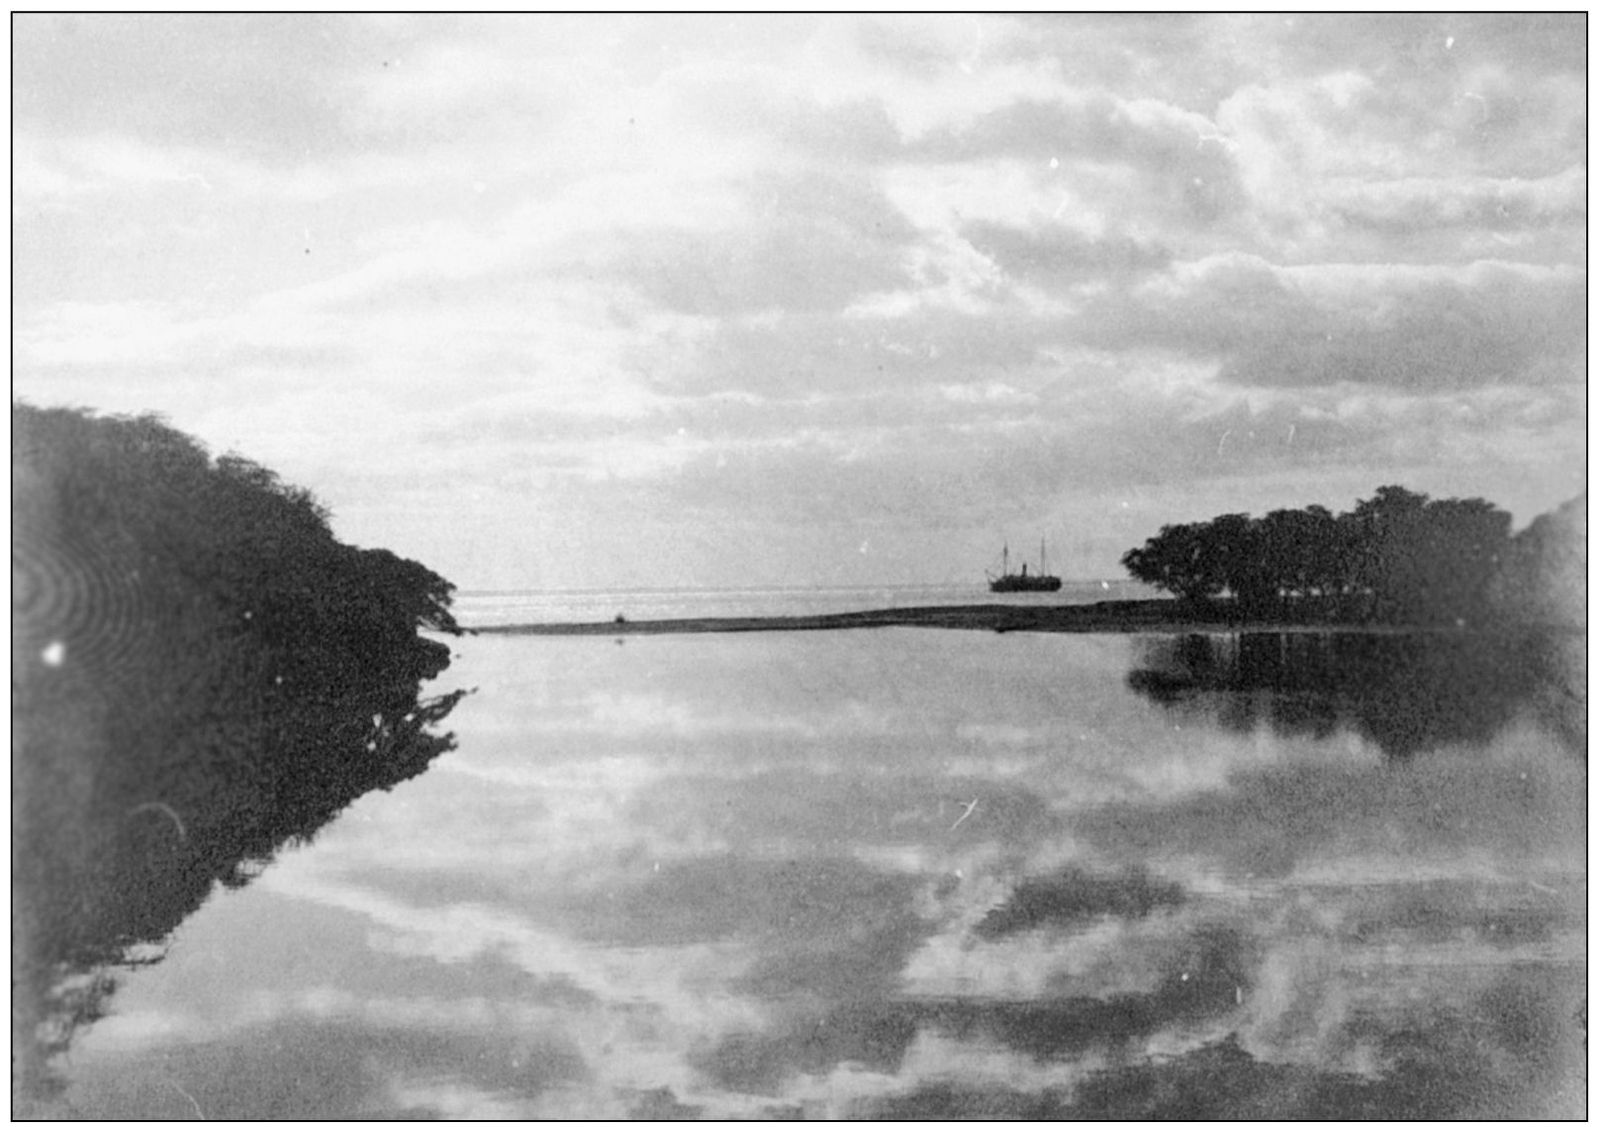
[961, 219, 1172, 285]
[12, 14, 373, 158]
[1324, 166, 1584, 233]
[11, 13, 1585, 587]
[586, 170, 918, 316]
[1085, 255, 1584, 391]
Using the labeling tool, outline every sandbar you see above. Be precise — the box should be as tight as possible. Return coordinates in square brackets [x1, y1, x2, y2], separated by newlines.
[473, 599, 1499, 637]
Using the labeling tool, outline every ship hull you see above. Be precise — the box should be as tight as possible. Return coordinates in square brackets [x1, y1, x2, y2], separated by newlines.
[989, 576, 1062, 593]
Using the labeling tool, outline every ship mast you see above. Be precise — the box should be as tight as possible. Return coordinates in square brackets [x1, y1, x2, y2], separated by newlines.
[1040, 536, 1046, 577]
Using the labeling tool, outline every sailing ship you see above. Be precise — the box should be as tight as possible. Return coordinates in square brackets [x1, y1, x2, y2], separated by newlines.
[988, 538, 1062, 592]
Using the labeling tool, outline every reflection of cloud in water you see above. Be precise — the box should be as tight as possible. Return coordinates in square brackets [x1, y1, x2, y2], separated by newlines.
[53, 632, 1583, 1117]
[859, 920, 1584, 1118]
[855, 981, 1585, 1120]
[518, 688, 905, 742]
[67, 1011, 586, 1120]
[466, 637, 1575, 1115]
[256, 864, 758, 1023]
[293, 753, 738, 885]
[974, 865, 1187, 939]
[953, 721, 1044, 746]
[75, 865, 778, 1116]
[410, 640, 1587, 1113]
[1071, 730, 1584, 881]
[690, 922, 1251, 1097]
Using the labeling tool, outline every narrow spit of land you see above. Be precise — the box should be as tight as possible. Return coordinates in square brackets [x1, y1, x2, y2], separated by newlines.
[475, 598, 1487, 637]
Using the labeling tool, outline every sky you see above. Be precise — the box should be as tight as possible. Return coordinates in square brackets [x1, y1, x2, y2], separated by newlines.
[12, 13, 1588, 590]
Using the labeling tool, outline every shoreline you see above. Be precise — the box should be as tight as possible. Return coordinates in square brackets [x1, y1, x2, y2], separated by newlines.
[471, 598, 1560, 637]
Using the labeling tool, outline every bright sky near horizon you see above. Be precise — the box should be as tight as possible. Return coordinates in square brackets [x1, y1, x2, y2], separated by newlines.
[12, 14, 1587, 590]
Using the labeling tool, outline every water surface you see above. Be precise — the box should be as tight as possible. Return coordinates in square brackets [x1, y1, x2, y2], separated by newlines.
[48, 629, 1585, 1118]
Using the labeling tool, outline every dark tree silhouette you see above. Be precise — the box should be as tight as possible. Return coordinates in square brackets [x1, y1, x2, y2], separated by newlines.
[1120, 486, 1516, 624]
[1121, 523, 1221, 610]
[1346, 485, 1433, 620]
[12, 403, 468, 1106]
[1344, 487, 1512, 622]
[1262, 505, 1341, 605]
[1203, 512, 1278, 617]
[1419, 497, 1512, 620]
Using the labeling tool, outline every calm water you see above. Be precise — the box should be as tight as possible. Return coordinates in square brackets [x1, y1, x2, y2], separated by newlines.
[42, 629, 1585, 1118]
[453, 580, 1158, 628]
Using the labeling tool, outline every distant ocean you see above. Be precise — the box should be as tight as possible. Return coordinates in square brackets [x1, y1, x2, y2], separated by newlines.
[453, 579, 1160, 629]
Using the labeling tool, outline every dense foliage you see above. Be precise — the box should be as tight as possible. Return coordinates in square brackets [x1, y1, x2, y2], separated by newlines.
[1121, 486, 1515, 623]
[13, 402, 466, 1102]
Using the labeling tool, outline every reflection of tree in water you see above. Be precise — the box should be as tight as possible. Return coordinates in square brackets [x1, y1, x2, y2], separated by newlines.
[1126, 631, 1575, 756]
[12, 405, 467, 1107]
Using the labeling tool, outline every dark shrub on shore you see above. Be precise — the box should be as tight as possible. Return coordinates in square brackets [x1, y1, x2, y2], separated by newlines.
[12, 403, 466, 1102]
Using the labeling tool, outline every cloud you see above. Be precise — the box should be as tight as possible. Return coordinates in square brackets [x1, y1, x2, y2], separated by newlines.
[10, 13, 1586, 589]
[854, 17, 1007, 78]
[770, 94, 907, 159]
[12, 14, 385, 161]
[15, 301, 203, 368]
[586, 170, 918, 316]
[1324, 166, 1584, 233]
[1249, 13, 1585, 84]
[961, 220, 1172, 285]
[919, 95, 1240, 195]
[1222, 278, 1583, 392]
[645, 317, 978, 398]
[1086, 255, 1584, 391]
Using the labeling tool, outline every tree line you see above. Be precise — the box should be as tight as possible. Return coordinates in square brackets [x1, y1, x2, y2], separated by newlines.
[1120, 485, 1516, 624]
[13, 402, 466, 1103]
